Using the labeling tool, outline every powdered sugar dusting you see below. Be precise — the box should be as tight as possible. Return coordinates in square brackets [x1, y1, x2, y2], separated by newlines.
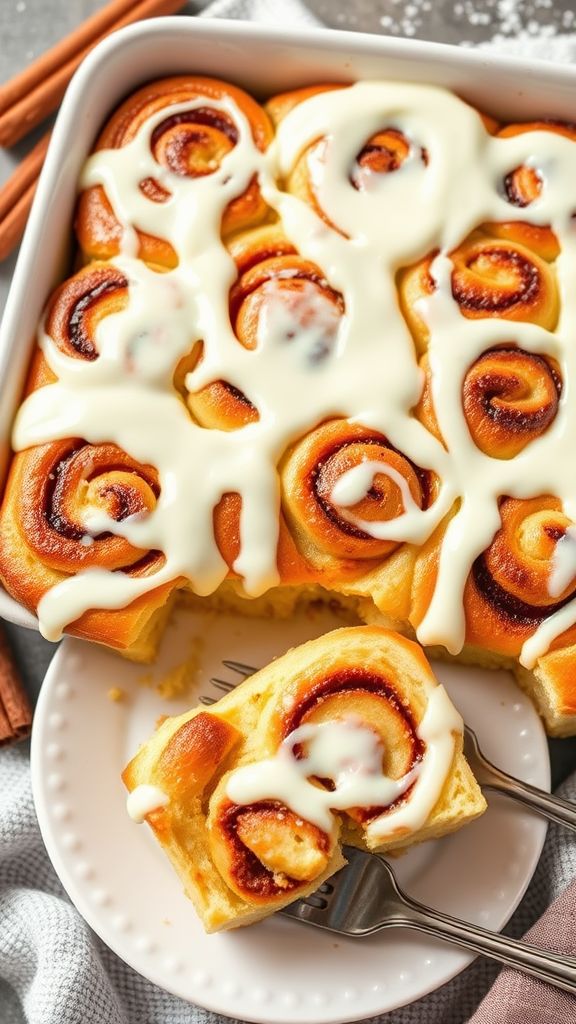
[475, 0, 576, 59]
[371, 0, 576, 64]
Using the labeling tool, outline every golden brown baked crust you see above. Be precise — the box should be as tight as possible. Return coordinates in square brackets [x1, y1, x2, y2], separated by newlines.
[123, 626, 485, 931]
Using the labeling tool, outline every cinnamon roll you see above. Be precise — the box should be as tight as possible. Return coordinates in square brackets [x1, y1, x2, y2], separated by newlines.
[485, 121, 576, 261]
[76, 76, 274, 268]
[400, 234, 559, 351]
[462, 348, 562, 458]
[0, 440, 177, 658]
[266, 86, 493, 233]
[463, 496, 576, 657]
[281, 419, 433, 570]
[418, 347, 562, 458]
[123, 626, 485, 931]
[184, 224, 345, 430]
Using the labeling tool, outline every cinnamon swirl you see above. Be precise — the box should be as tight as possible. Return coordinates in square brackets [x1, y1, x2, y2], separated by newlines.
[485, 120, 576, 261]
[123, 626, 485, 931]
[462, 348, 561, 459]
[76, 76, 274, 268]
[0, 439, 177, 658]
[417, 347, 562, 459]
[400, 234, 559, 351]
[278, 419, 434, 618]
[464, 496, 576, 656]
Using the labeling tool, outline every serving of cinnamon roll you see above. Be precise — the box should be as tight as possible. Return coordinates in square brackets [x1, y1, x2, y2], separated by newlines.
[123, 626, 485, 931]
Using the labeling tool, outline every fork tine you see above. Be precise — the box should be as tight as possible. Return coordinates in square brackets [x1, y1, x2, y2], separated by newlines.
[210, 677, 237, 693]
[302, 892, 329, 909]
[317, 881, 334, 895]
[221, 660, 257, 678]
[280, 899, 329, 923]
[279, 847, 394, 934]
[199, 662, 256, 708]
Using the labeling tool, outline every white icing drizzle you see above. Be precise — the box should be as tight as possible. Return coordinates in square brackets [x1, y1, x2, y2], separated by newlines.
[330, 459, 426, 540]
[127, 783, 169, 823]
[11, 80, 576, 667]
[255, 279, 342, 368]
[225, 684, 462, 843]
[549, 526, 576, 598]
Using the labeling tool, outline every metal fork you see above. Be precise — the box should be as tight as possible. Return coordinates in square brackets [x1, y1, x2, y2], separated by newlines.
[281, 846, 576, 994]
[204, 662, 576, 989]
[463, 725, 576, 831]
[202, 660, 576, 832]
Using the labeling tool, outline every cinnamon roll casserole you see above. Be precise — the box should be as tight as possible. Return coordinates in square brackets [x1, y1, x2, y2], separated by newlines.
[123, 627, 485, 931]
[2, 77, 576, 736]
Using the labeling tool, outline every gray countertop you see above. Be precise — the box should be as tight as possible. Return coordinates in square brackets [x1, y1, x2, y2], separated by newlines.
[1, 0, 576, 781]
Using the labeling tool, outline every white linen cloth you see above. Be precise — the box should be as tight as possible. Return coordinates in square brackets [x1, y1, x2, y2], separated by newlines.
[2, 2, 576, 1021]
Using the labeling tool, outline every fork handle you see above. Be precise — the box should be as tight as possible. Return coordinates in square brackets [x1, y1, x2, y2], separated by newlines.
[482, 771, 576, 832]
[389, 899, 576, 994]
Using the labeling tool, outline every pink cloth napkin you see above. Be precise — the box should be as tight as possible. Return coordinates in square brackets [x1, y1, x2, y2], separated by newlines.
[469, 879, 576, 1023]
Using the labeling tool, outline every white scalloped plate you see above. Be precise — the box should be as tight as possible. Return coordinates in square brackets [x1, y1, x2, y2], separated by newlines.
[31, 606, 549, 1023]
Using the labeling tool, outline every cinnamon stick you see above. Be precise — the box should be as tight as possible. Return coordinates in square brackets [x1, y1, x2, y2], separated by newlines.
[0, 0, 187, 148]
[0, 0, 137, 118]
[0, 623, 32, 746]
[0, 131, 50, 224]
[0, 178, 37, 262]
[0, 130, 50, 260]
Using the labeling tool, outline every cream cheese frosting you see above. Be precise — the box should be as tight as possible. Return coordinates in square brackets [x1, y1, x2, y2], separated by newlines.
[12, 81, 576, 669]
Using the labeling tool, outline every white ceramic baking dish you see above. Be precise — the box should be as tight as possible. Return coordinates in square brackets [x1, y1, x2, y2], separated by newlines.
[3, 17, 576, 635]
